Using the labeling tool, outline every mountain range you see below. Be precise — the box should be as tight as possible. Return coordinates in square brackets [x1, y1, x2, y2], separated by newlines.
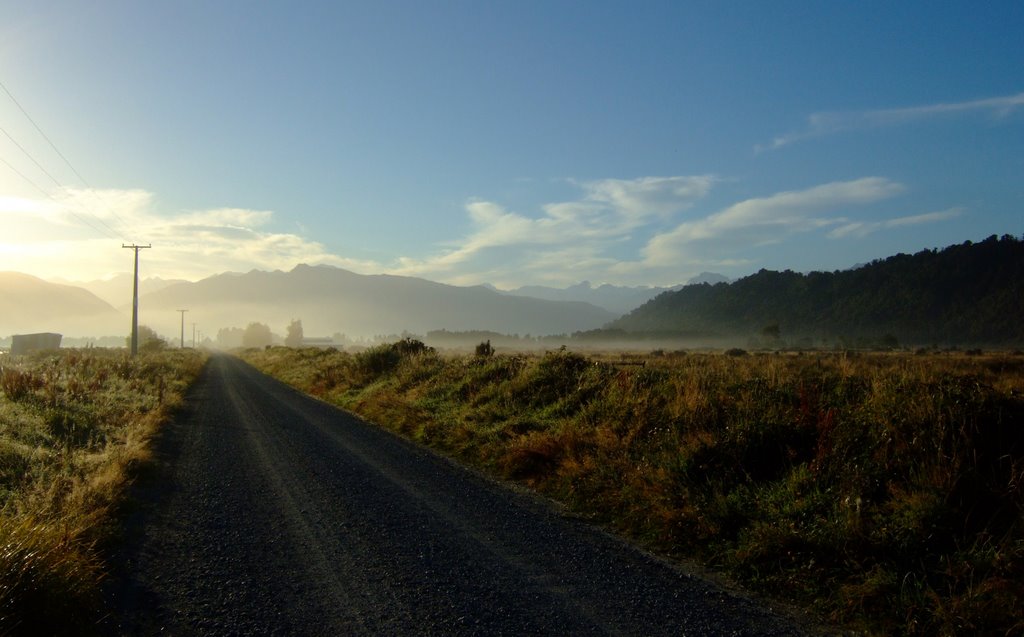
[58, 273, 188, 308]
[0, 272, 126, 337]
[500, 272, 728, 314]
[3, 266, 622, 340]
[136, 265, 617, 339]
[10, 235, 1020, 348]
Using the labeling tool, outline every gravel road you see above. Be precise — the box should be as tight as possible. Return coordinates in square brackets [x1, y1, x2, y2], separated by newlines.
[104, 354, 813, 635]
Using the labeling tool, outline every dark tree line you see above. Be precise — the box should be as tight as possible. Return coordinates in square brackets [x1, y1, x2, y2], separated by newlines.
[610, 234, 1024, 346]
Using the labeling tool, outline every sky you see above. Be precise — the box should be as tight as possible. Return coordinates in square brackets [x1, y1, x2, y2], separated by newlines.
[0, 1, 1021, 289]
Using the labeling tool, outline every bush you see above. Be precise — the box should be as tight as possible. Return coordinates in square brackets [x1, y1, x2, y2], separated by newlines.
[475, 340, 494, 357]
[1, 368, 40, 401]
[353, 338, 435, 383]
[126, 325, 166, 351]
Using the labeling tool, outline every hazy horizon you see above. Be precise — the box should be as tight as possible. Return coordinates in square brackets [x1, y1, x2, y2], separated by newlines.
[2, 234, 1021, 346]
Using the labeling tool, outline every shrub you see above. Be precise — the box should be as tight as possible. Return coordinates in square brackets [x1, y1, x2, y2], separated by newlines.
[353, 338, 435, 383]
[475, 340, 494, 357]
[1, 368, 40, 401]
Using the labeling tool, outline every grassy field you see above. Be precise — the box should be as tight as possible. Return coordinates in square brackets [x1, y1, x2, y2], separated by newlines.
[244, 342, 1024, 636]
[0, 348, 206, 635]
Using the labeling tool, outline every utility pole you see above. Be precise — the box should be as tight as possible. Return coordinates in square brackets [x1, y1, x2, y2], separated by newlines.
[123, 244, 151, 356]
[192, 322, 197, 349]
[177, 309, 189, 348]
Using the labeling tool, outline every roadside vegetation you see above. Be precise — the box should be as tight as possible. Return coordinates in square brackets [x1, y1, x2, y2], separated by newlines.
[0, 349, 206, 635]
[244, 341, 1024, 636]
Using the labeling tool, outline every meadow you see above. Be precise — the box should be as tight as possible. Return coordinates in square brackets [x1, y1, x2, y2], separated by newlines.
[0, 348, 206, 634]
[244, 342, 1024, 636]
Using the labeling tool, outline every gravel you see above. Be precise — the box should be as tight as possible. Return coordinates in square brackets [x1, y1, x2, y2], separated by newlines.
[103, 354, 817, 636]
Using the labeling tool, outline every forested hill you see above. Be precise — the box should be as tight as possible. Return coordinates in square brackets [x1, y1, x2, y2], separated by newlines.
[609, 235, 1024, 346]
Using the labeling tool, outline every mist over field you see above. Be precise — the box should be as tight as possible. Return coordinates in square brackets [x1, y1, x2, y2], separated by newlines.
[3, 235, 1021, 352]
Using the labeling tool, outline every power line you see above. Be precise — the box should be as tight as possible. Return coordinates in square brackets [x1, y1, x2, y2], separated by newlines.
[0, 124, 125, 240]
[0, 153, 120, 240]
[0, 125, 66, 189]
[0, 79, 131, 225]
[0, 78, 136, 239]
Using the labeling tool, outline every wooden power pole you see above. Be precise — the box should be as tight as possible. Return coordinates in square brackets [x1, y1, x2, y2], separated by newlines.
[177, 309, 189, 348]
[123, 244, 151, 356]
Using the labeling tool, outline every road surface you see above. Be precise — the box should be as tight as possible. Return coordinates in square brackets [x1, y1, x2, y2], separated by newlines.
[104, 354, 811, 635]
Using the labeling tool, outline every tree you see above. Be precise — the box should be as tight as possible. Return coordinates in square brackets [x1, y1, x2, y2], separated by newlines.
[127, 325, 166, 351]
[216, 327, 245, 349]
[284, 319, 304, 348]
[242, 322, 273, 348]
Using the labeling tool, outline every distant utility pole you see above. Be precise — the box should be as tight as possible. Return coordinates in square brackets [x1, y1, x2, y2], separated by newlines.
[177, 309, 189, 348]
[192, 322, 197, 349]
[123, 244, 152, 356]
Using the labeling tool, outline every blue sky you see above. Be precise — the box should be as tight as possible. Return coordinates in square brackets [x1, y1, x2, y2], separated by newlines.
[0, 1, 1021, 287]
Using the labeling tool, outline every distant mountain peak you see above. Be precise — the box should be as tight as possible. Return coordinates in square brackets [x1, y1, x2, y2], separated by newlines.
[0, 272, 125, 337]
[567, 281, 593, 292]
[501, 280, 685, 315]
[686, 272, 731, 286]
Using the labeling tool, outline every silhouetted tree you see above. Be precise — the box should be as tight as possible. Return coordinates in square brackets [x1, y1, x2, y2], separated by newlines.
[475, 339, 494, 357]
[216, 327, 245, 349]
[242, 322, 273, 348]
[127, 325, 166, 351]
[285, 319, 304, 348]
[761, 323, 781, 340]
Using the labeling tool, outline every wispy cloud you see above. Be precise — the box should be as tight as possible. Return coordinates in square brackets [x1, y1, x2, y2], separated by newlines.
[569, 175, 716, 220]
[758, 91, 1024, 152]
[640, 177, 905, 266]
[0, 188, 382, 281]
[0, 176, 955, 289]
[827, 207, 964, 239]
[392, 176, 915, 286]
[392, 175, 715, 278]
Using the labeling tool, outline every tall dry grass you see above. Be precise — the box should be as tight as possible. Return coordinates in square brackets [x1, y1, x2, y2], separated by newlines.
[0, 349, 206, 635]
[243, 344, 1024, 635]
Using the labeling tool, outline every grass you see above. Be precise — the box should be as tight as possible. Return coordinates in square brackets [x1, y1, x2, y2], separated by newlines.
[243, 343, 1024, 636]
[0, 348, 206, 635]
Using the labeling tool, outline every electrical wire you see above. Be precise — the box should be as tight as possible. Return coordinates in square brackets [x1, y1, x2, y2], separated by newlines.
[0, 79, 138, 241]
[0, 153, 121, 240]
[0, 79, 135, 234]
[0, 125, 124, 239]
